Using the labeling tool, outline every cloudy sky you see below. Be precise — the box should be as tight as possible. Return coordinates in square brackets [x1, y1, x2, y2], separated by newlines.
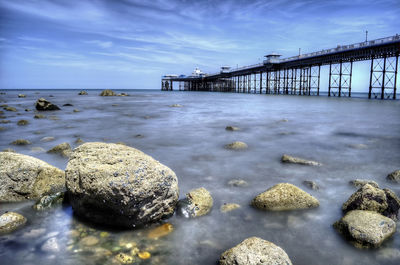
[0, 0, 399, 89]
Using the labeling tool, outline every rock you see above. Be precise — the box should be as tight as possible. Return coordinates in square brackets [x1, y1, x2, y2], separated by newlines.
[114, 253, 134, 264]
[99, 89, 116, 96]
[169, 104, 182, 107]
[0, 120, 10, 124]
[342, 184, 400, 220]
[281, 154, 321, 166]
[33, 192, 64, 210]
[377, 248, 400, 261]
[225, 141, 248, 150]
[73, 109, 80, 113]
[138, 251, 151, 259]
[63, 103, 73, 106]
[225, 126, 240, 131]
[25, 109, 31, 111]
[219, 237, 292, 265]
[0, 212, 27, 234]
[303, 180, 319, 190]
[75, 138, 84, 144]
[347, 143, 368, 149]
[65, 142, 179, 227]
[17, 119, 29, 126]
[48, 115, 59, 120]
[4, 106, 17, 112]
[147, 223, 174, 239]
[387, 170, 400, 183]
[333, 210, 396, 248]
[349, 179, 379, 188]
[30, 147, 45, 153]
[18, 94, 26, 98]
[78, 90, 88, 95]
[80, 235, 99, 246]
[41, 136, 55, 142]
[0, 152, 65, 201]
[220, 203, 241, 213]
[41, 237, 60, 252]
[2, 148, 15, 152]
[251, 183, 319, 211]
[47, 142, 72, 158]
[117, 93, 129, 96]
[177, 187, 213, 218]
[34, 114, 46, 119]
[227, 179, 248, 187]
[22, 228, 46, 238]
[10, 139, 31, 145]
[35, 98, 60, 111]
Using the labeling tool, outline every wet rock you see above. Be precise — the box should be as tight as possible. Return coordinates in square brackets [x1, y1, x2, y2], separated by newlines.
[219, 237, 292, 265]
[1, 120, 11, 124]
[347, 143, 368, 149]
[177, 187, 213, 218]
[169, 104, 182, 107]
[41, 136, 55, 142]
[115, 253, 134, 264]
[65, 142, 179, 227]
[342, 184, 400, 220]
[224, 141, 248, 150]
[2, 148, 15, 152]
[333, 210, 396, 248]
[25, 109, 31, 111]
[303, 180, 319, 190]
[225, 126, 240, 131]
[0, 212, 27, 234]
[18, 94, 26, 98]
[227, 179, 248, 187]
[63, 103, 73, 106]
[281, 154, 321, 166]
[387, 170, 400, 183]
[117, 93, 129, 96]
[47, 142, 72, 157]
[0, 152, 65, 201]
[33, 192, 64, 210]
[349, 179, 379, 188]
[30, 147, 45, 153]
[251, 183, 319, 211]
[220, 203, 240, 213]
[35, 98, 60, 111]
[75, 138, 84, 144]
[17, 119, 29, 126]
[78, 90, 88, 95]
[147, 223, 173, 239]
[41, 237, 60, 252]
[34, 114, 46, 119]
[4, 106, 17, 112]
[73, 109, 80, 112]
[11, 139, 31, 145]
[99, 89, 116, 96]
[80, 235, 99, 246]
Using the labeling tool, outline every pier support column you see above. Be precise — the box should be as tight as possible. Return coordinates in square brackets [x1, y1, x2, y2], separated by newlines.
[309, 65, 321, 96]
[260, 72, 263, 94]
[369, 54, 398, 99]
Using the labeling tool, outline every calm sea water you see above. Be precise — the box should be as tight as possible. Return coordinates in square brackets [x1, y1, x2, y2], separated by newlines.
[0, 89, 400, 265]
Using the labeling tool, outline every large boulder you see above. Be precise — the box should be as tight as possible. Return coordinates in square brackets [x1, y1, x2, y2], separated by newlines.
[219, 237, 292, 265]
[387, 170, 400, 183]
[333, 210, 396, 248]
[35, 98, 60, 111]
[281, 154, 321, 166]
[99, 89, 116, 96]
[251, 183, 319, 211]
[0, 212, 27, 234]
[65, 142, 179, 227]
[177, 187, 213, 218]
[342, 184, 400, 220]
[0, 152, 65, 201]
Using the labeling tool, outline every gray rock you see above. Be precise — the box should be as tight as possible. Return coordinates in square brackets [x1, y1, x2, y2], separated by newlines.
[303, 180, 319, 190]
[35, 98, 60, 111]
[47, 142, 72, 158]
[252, 183, 319, 211]
[0, 212, 27, 234]
[177, 187, 213, 218]
[219, 237, 293, 265]
[342, 184, 400, 220]
[387, 170, 400, 183]
[65, 142, 179, 227]
[333, 210, 396, 248]
[33, 192, 65, 211]
[349, 179, 379, 188]
[225, 141, 248, 150]
[99, 89, 116, 96]
[0, 152, 65, 201]
[281, 154, 321, 166]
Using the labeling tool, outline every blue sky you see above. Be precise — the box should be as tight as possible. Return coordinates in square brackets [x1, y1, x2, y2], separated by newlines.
[0, 0, 399, 89]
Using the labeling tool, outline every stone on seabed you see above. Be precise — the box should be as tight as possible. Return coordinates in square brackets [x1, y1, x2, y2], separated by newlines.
[99, 89, 116, 96]
[387, 169, 400, 183]
[281, 154, 321, 166]
[0, 212, 27, 234]
[177, 187, 213, 218]
[225, 141, 248, 150]
[35, 98, 60, 111]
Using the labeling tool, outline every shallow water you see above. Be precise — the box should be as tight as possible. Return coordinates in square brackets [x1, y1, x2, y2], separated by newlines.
[1, 89, 400, 265]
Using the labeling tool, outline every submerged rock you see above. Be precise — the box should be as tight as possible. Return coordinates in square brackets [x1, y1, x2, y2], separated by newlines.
[99, 89, 116, 96]
[303, 180, 319, 190]
[10, 139, 31, 145]
[65, 142, 179, 227]
[219, 237, 292, 265]
[114, 253, 134, 264]
[220, 203, 241, 213]
[225, 126, 240, 131]
[47, 142, 72, 158]
[34, 114, 46, 119]
[342, 184, 400, 220]
[347, 143, 368, 149]
[117, 92, 129, 96]
[349, 179, 379, 188]
[2, 148, 15, 152]
[4, 106, 17, 112]
[41, 237, 60, 252]
[225, 141, 248, 150]
[387, 170, 400, 183]
[0, 152, 65, 201]
[177, 187, 213, 218]
[41, 136, 55, 142]
[63, 103, 73, 106]
[33, 192, 65, 210]
[18, 94, 26, 98]
[227, 179, 248, 187]
[17, 119, 29, 126]
[281, 154, 321, 166]
[333, 210, 396, 248]
[251, 183, 319, 211]
[1, 120, 11, 124]
[169, 104, 182, 107]
[147, 223, 174, 239]
[0, 212, 27, 234]
[35, 98, 60, 111]
[78, 90, 88, 95]
[80, 235, 99, 246]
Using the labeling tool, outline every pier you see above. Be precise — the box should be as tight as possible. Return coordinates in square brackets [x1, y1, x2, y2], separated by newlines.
[161, 35, 400, 99]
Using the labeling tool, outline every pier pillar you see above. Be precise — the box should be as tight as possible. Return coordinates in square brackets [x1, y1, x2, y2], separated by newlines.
[260, 72, 263, 94]
[369, 54, 398, 99]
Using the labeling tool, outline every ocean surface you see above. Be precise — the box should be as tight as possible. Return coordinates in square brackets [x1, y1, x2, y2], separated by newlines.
[0, 89, 400, 265]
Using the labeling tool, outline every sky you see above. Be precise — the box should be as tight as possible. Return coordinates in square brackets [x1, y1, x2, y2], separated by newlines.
[0, 0, 399, 90]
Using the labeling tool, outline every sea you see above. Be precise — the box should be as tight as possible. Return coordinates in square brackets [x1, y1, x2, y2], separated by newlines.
[0, 89, 400, 265]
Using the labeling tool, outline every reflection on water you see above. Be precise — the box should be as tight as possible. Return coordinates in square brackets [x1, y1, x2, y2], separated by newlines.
[0, 89, 400, 264]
